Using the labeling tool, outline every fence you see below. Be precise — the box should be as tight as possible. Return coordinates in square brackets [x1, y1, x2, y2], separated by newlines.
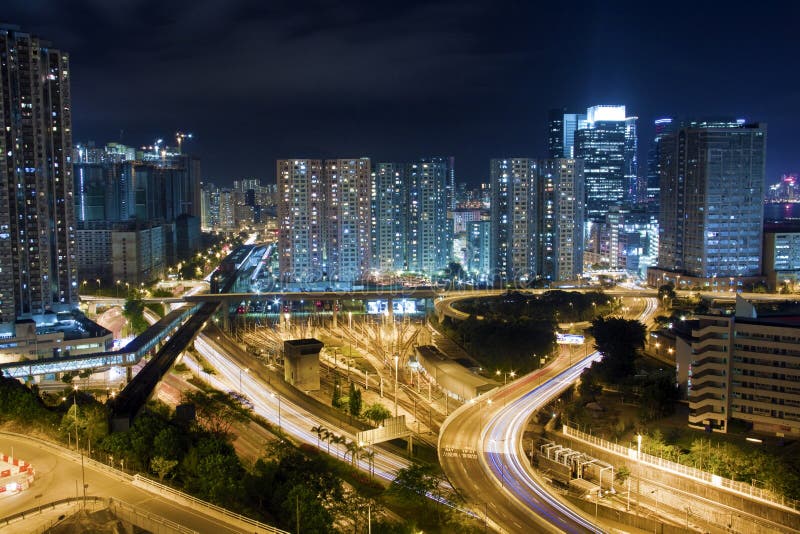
[562, 425, 800, 512]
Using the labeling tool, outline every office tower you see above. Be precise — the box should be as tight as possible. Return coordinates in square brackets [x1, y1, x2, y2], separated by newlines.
[574, 105, 638, 222]
[0, 25, 77, 321]
[407, 158, 451, 274]
[547, 108, 566, 159]
[653, 120, 765, 286]
[548, 109, 587, 159]
[537, 159, 585, 281]
[324, 158, 372, 283]
[490, 158, 537, 282]
[372, 163, 406, 272]
[645, 118, 673, 207]
[277, 160, 325, 285]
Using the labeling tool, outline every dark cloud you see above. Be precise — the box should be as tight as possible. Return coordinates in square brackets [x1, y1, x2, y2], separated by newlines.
[3, 0, 799, 184]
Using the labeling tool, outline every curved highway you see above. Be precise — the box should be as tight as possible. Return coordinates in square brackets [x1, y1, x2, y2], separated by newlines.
[439, 297, 658, 533]
[440, 352, 603, 533]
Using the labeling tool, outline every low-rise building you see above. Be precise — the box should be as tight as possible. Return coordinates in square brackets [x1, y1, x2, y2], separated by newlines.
[676, 298, 800, 436]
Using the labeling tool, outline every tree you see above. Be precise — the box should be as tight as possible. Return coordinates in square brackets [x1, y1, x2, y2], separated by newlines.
[577, 368, 602, 401]
[183, 390, 250, 438]
[615, 466, 630, 484]
[362, 402, 392, 427]
[311, 425, 327, 451]
[638, 372, 680, 421]
[388, 462, 440, 506]
[332, 377, 343, 409]
[588, 317, 645, 382]
[123, 298, 150, 334]
[658, 283, 676, 306]
[151, 456, 178, 482]
[348, 382, 362, 417]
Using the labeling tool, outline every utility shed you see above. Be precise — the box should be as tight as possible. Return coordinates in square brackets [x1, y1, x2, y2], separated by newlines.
[284, 338, 323, 391]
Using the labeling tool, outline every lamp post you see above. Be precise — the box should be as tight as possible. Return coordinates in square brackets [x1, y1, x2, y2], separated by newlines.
[495, 369, 515, 385]
[95, 279, 101, 292]
[271, 392, 282, 434]
[239, 367, 248, 394]
[394, 354, 399, 417]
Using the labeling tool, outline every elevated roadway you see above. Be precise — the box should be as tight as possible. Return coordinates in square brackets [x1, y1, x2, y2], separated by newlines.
[0, 432, 282, 533]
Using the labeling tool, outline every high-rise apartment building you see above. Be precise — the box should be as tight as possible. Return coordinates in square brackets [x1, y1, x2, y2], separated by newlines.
[0, 25, 77, 321]
[325, 158, 372, 283]
[537, 159, 585, 281]
[574, 105, 638, 222]
[406, 158, 451, 274]
[371, 163, 406, 272]
[490, 158, 537, 281]
[277, 159, 325, 285]
[651, 120, 765, 287]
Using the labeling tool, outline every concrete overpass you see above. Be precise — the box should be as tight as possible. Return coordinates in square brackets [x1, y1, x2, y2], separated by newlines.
[0, 304, 201, 379]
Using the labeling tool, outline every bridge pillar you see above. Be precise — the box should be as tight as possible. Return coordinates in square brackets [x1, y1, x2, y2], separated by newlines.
[387, 298, 394, 321]
[126, 366, 132, 383]
[332, 305, 338, 329]
[88, 302, 97, 315]
[407, 435, 413, 456]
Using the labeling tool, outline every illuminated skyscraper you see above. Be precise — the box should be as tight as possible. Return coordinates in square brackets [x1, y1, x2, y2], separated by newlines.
[645, 118, 673, 206]
[371, 163, 406, 272]
[574, 105, 638, 222]
[490, 158, 537, 281]
[654, 120, 765, 283]
[277, 159, 325, 285]
[537, 159, 585, 281]
[0, 25, 77, 321]
[547, 109, 586, 159]
[406, 158, 451, 274]
[325, 158, 372, 283]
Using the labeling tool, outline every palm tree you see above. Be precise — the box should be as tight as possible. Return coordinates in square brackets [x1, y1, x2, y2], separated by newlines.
[345, 441, 362, 466]
[360, 448, 376, 478]
[332, 434, 347, 458]
[323, 429, 333, 454]
[311, 425, 327, 451]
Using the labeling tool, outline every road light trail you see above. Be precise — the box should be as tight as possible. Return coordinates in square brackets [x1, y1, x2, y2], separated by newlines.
[193, 335, 412, 482]
[440, 295, 659, 532]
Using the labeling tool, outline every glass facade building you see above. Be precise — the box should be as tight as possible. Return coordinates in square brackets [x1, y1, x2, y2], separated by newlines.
[657, 120, 765, 279]
[574, 105, 638, 222]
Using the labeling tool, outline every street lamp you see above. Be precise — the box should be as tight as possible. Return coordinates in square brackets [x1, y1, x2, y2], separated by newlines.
[495, 369, 515, 385]
[95, 279, 101, 292]
[271, 392, 282, 434]
[394, 354, 399, 417]
[239, 367, 249, 394]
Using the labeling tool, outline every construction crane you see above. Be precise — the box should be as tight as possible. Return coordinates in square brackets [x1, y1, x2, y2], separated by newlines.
[175, 131, 193, 153]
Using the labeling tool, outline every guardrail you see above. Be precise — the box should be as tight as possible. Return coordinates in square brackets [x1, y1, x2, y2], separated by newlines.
[563, 425, 800, 512]
[0, 432, 287, 533]
[0, 496, 104, 529]
[132, 475, 289, 534]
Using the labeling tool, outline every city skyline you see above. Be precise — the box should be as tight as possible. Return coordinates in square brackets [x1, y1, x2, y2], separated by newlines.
[2, 2, 798, 185]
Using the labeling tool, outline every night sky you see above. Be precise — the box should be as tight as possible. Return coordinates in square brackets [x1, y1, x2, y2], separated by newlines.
[4, 1, 798, 186]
